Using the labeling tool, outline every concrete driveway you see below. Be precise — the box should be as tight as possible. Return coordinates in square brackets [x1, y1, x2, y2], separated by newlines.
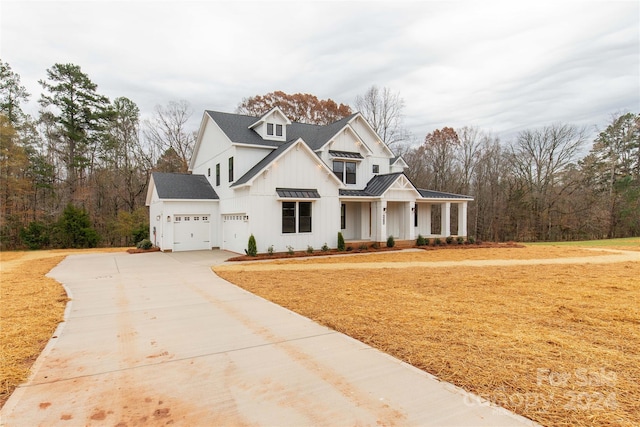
[1, 251, 538, 426]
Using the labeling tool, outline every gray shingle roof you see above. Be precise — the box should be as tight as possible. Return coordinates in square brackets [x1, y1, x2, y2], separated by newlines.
[276, 188, 321, 198]
[205, 110, 359, 151]
[152, 172, 219, 200]
[418, 189, 473, 200]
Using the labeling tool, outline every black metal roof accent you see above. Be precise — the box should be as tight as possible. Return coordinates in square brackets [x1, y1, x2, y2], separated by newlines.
[152, 172, 219, 200]
[329, 150, 364, 159]
[338, 173, 405, 197]
[418, 189, 474, 199]
[276, 188, 321, 199]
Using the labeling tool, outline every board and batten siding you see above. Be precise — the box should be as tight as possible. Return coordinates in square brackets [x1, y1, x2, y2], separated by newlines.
[243, 143, 341, 253]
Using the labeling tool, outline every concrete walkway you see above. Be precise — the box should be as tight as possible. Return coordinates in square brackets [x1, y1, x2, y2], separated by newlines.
[1, 251, 538, 426]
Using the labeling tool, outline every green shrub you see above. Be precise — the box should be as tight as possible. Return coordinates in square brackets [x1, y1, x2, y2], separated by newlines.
[445, 236, 454, 244]
[386, 235, 395, 248]
[247, 234, 257, 256]
[457, 236, 464, 245]
[346, 246, 353, 251]
[136, 239, 153, 250]
[359, 243, 368, 250]
[307, 245, 314, 254]
[468, 236, 476, 244]
[416, 234, 426, 246]
[53, 204, 99, 248]
[434, 237, 442, 246]
[267, 245, 274, 255]
[337, 232, 345, 251]
[321, 243, 329, 252]
[371, 242, 379, 249]
[20, 221, 50, 249]
[287, 245, 294, 255]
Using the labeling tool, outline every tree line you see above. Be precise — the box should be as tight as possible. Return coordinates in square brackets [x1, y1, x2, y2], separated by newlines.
[1, 60, 638, 249]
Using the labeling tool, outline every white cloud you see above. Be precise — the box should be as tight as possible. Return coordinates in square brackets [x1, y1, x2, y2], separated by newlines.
[1, 0, 638, 143]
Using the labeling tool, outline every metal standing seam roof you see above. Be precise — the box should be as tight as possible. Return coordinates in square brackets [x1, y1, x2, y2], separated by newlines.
[276, 188, 321, 199]
[329, 150, 364, 159]
[152, 172, 219, 200]
[418, 189, 474, 200]
[339, 173, 405, 197]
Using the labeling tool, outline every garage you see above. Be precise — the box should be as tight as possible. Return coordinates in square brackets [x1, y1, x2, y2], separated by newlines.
[147, 173, 220, 252]
[222, 214, 250, 254]
[173, 214, 211, 251]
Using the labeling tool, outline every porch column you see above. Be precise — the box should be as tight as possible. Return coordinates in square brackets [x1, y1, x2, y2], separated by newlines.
[372, 201, 386, 243]
[458, 202, 468, 237]
[441, 202, 451, 237]
[408, 202, 415, 240]
[424, 204, 432, 236]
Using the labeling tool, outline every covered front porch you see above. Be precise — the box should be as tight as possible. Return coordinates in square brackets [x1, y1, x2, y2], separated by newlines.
[339, 198, 471, 244]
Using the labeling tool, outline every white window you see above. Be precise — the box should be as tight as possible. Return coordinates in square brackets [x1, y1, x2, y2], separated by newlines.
[267, 123, 274, 135]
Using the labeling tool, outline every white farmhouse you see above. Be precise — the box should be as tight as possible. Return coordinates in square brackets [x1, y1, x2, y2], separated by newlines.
[146, 108, 473, 253]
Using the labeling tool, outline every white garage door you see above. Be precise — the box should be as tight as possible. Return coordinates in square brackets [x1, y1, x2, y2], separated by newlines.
[222, 214, 250, 254]
[173, 214, 211, 251]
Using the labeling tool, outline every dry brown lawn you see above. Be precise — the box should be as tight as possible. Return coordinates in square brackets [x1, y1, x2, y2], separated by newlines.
[215, 246, 640, 427]
[0, 248, 125, 408]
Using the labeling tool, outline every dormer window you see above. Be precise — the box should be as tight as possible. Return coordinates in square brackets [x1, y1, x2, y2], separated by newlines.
[267, 123, 283, 137]
[249, 107, 291, 141]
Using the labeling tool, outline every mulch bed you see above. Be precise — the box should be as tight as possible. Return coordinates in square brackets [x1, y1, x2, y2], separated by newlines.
[227, 241, 523, 262]
[126, 247, 161, 254]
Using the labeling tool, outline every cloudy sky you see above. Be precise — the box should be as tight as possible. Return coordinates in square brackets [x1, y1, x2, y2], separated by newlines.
[1, 0, 638, 144]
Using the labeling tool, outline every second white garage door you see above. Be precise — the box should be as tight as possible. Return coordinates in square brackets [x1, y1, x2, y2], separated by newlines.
[173, 214, 211, 251]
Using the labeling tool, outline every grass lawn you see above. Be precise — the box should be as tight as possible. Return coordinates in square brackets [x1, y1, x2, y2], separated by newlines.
[215, 244, 640, 427]
[526, 237, 640, 250]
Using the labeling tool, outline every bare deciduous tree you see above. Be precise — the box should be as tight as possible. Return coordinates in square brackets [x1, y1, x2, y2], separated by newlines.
[144, 100, 195, 173]
[354, 85, 409, 147]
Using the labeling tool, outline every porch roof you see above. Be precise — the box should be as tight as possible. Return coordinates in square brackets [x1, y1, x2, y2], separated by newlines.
[339, 173, 404, 197]
[418, 189, 473, 200]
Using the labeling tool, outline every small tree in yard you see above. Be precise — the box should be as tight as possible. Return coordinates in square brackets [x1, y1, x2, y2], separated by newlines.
[386, 235, 395, 248]
[247, 234, 257, 256]
[53, 204, 99, 248]
[337, 232, 345, 251]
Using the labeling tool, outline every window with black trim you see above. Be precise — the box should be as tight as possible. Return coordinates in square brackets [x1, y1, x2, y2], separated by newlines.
[228, 157, 234, 182]
[282, 201, 312, 233]
[282, 202, 296, 233]
[341, 204, 346, 229]
[267, 123, 274, 135]
[372, 164, 379, 174]
[216, 163, 220, 186]
[299, 202, 312, 233]
[333, 160, 357, 184]
[276, 124, 283, 136]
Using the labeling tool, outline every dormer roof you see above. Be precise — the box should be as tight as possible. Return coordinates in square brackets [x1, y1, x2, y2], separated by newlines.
[248, 106, 292, 129]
